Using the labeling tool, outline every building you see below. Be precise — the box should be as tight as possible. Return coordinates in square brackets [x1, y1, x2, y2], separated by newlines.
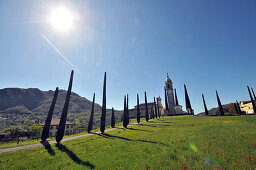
[39, 118, 75, 137]
[239, 100, 255, 114]
[165, 73, 187, 115]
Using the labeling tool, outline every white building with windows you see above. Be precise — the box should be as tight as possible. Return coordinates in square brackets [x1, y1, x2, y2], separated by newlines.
[39, 118, 75, 137]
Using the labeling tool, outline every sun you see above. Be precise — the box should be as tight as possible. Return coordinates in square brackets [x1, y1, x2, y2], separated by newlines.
[49, 7, 74, 32]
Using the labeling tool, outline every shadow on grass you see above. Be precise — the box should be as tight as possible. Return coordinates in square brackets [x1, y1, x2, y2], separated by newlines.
[141, 123, 172, 127]
[41, 141, 55, 156]
[56, 144, 95, 169]
[126, 127, 153, 132]
[98, 133, 169, 147]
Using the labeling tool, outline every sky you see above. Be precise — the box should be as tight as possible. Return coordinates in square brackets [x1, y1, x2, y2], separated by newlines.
[0, 0, 256, 113]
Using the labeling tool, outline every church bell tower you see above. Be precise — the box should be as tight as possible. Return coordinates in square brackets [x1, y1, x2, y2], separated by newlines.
[165, 73, 176, 115]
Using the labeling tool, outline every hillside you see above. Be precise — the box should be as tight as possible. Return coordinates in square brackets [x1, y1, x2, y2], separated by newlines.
[0, 88, 122, 129]
[198, 102, 240, 115]
[0, 115, 256, 169]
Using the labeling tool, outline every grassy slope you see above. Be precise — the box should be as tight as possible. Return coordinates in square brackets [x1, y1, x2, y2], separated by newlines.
[1, 115, 256, 169]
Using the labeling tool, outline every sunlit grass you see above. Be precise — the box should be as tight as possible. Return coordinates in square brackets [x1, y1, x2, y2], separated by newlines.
[0, 115, 256, 169]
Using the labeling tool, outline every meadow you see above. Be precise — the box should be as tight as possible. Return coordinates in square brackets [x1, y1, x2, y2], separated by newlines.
[0, 115, 256, 169]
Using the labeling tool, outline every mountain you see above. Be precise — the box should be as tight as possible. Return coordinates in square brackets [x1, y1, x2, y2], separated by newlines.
[0, 88, 122, 129]
[198, 102, 239, 116]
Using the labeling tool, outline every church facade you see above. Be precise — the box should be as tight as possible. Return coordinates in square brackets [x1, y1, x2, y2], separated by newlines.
[165, 73, 186, 115]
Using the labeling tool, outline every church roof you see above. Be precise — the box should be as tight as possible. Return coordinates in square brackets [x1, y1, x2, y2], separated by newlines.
[166, 73, 172, 84]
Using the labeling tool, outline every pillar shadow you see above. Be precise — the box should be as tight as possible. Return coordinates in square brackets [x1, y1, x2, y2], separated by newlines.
[98, 133, 170, 147]
[40, 141, 55, 156]
[56, 144, 95, 169]
[126, 127, 153, 132]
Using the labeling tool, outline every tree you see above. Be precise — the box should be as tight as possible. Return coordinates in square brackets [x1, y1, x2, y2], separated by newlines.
[154, 97, 158, 118]
[29, 125, 43, 139]
[6, 126, 25, 138]
[175, 88, 179, 105]
[184, 84, 193, 114]
[151, 105, 155, 119]
[87, 93, 95, 132]
[137, 94, 140, 124]
[127, 94, 129, 125]
[202, 94, 209, 116]
[145, 92, 149, 122]
[100, 72, 107, 134]
[164, 87, 169, 113]
[56, 70, 74, 144]
[216, 91, 224, 116]
[123, 95, 128, 128]
[111, 107, 115, 128]
[41, 87, 59, 142]
[247, 86, 256, 113]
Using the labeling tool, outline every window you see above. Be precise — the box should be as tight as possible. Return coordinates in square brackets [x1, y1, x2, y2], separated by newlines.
[67, 125, 69, 128]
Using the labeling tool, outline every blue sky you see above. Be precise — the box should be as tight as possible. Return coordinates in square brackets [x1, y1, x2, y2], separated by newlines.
[0, 0, 255, 113]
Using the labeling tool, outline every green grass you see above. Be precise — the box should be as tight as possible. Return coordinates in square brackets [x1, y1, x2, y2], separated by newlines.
[1, 115, 256, 169]
[0, 118, 144, 150]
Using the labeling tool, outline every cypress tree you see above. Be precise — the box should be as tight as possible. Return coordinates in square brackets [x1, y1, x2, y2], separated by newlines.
[157, 98, 160, 118]
[137, 94, 140, 124]
[251, 88, 256, 100]
[127, 94, 129, 124]
[111, 107, 115, 128]
[216, 91, 224, 116]
[123, 95, 128, 128]
[87, 93, 95, 133]
[234, 103, 239, 115]
[145, 92, 149, 122]
[247, 86, 256, 113]
[236, 100, 242, 115]
[184, 84, 193, 114]
[164, 87, 169, 113]
[41, 87, 59, 142]
[56, 70, 74, 144]
[175, 88, 179, 105]
[100, 72, 107, 134]
[154, 97, 158, 118]
[202, 94, 209, 116]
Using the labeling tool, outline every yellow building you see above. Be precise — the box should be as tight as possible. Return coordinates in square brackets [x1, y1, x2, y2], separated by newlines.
[239, 101, 255, 114]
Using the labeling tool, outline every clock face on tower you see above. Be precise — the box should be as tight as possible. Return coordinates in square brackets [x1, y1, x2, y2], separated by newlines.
[167, 90, 171, 95]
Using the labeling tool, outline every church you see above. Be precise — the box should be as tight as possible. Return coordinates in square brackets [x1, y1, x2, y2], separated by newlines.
[165, 73, 193, 115]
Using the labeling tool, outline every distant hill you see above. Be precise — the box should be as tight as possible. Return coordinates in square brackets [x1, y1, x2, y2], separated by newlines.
[0, 88, 122, 129]
[198, 102, 240, 116]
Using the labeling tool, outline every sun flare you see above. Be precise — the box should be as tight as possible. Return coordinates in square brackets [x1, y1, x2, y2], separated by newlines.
[50, 7, 74, 32]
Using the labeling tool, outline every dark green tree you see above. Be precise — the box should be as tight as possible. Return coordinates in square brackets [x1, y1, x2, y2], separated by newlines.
[247, 86, 256, 113]
[184, 84, 193, 114]
[175, 88, 179, 105]
[164, 87, 169, 113]
[154, 97, 158, 118]
[87, 93, 95, 133]
[216, 91, 224, 116]
[127, 94, 129, 125]
[137, 94, 140, 124]
[123, 95, 128, 128]
[41, 87, 58, 142]
[202, 94, 209, 116]
[111, 107, 115, 128]
[56, 70, 74, 144]
[145, 92, 149, 122]
[100, 72, 107, 134]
